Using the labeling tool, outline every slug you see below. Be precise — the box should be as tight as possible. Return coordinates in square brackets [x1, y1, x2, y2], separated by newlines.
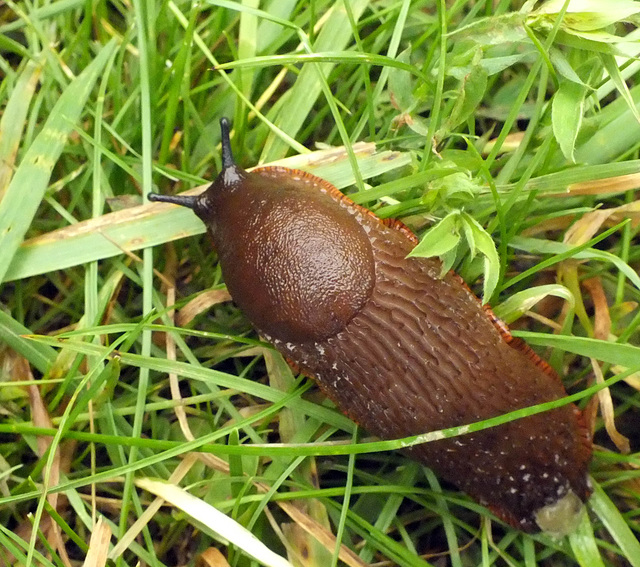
[149, 118, 592, 535]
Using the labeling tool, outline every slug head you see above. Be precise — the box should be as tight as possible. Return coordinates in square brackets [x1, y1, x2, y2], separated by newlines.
[149, 118, 375, 344]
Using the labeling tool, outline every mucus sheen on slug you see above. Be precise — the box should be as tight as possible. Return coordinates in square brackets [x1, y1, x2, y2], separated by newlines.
[148, 118, 593, 535]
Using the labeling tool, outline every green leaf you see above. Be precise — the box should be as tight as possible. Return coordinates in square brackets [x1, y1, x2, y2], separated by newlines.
[0, 39, 118, 285]
[493, 284, 575, 324]
[449, 11, 528, 45]
[532, 0, 640, 32]
[388, 46, 414, 112]
[440, 245, 459, 275]
[569, 508, 605, 567]
[0, 58, 43, 199]
[589, 480, 640, 567]
[0, 309, 56, 374]
[481, 51, 537, 75]
[600, 52, 640, 126]
[552, 78, 588, 162]
[509, 234, 640, 292]
[407, 211, 461, 259]
[549, 47, 585, 85]
[446, 64, 488, 131]
[461, 213, 500, 302]
[515, 333, 640, 368]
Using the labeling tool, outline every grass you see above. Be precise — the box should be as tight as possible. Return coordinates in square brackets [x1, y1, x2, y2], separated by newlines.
[1, 0, 640, 565]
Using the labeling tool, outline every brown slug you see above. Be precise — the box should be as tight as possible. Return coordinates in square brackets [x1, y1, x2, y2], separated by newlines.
[149, 118, 592, 535]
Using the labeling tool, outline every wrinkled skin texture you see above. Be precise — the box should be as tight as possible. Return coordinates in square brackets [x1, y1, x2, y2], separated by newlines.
[149, 122, 592, 533]
[259, 196, 592, 531]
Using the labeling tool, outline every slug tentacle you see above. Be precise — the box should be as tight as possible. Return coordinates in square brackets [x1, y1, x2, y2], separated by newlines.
[151, 118, 593, 535]
[148, 193, 198, 209]
[219, 117, 235, 169]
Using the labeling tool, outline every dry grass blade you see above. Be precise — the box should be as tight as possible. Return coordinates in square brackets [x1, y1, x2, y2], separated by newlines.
[82, 517, 112, 567]
[23, 358, 73, 566]
[567, 172, 640, 196]
[136, 478, 295, 567]
[583, 277, 630, 454]
[176, 289, 232, 327]
[196, 547, 231, 567]
[109, 455, 204, 560]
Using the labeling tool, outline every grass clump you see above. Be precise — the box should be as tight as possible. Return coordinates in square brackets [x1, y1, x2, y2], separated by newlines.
[1, 1, 640, 566]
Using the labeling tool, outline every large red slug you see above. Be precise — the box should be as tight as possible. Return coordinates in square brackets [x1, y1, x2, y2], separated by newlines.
[149, 118, 592, 534]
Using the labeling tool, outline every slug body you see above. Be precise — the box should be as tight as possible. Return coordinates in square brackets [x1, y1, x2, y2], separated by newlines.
[149, 119, 592, 534]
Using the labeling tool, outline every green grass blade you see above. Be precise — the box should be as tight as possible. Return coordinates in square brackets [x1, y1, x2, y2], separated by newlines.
[0, 309, 56, 373]
[569, 508, 605, 567]
[0, 39, 117, 284]
[0, 57, 43, 199]
[589, 480, 640, 567]
[258, 0, 370, 161]
[514, 333, 640, 368]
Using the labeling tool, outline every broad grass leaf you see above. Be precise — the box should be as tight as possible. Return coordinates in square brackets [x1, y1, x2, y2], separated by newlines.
[5, 144, 410, 281]
[569, 509, 605, 567]
[589, 480, 640, 567]
[0, 39, 117, 284]
[509, 235, 640, 291]
[493, 284, 575, 324]
[0, 58, 42, 200]
[516, 333, 640, 368]
[533, 0, 640, 32]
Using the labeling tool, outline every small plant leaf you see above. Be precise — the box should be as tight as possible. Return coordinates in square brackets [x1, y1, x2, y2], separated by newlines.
[388, 46, 414, 112]
[549, 48, 585, 84]
[552, 78, 588, 162]
[407, 211, 461, 259]
[461, 213, 500, 302]
[446, 64, 488, 131]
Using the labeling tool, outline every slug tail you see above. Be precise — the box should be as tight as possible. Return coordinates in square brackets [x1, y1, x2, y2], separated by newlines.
[148, 192, 198, 209]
